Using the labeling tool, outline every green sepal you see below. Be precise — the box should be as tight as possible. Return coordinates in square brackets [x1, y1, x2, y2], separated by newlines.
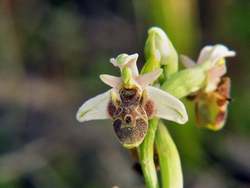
[162, 67, 206, 99]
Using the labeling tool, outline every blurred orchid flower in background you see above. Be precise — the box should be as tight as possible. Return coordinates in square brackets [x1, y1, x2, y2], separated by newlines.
[76, 54, 188, 148]
[181, 44, 236, 130]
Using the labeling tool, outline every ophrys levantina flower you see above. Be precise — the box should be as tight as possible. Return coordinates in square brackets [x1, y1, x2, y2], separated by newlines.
[76, 54, 188, 148]
[181, 44, 235, 130]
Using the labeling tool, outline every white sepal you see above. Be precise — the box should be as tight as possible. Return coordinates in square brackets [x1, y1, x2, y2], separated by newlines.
[76, 90, 111, 122]
[146, 86, 188, 124]
[197, 45, 236, 66]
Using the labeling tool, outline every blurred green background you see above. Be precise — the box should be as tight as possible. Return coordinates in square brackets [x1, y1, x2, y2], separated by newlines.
[0, 0, 249, 187]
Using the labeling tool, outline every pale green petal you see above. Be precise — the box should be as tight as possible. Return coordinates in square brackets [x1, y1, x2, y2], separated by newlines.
[145, 27, 178, 77]
[76, 90, 111, 122]
[146, 86, 188, 124]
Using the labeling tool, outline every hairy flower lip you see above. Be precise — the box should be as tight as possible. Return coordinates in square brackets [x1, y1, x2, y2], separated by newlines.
[194, 77, 231, 131]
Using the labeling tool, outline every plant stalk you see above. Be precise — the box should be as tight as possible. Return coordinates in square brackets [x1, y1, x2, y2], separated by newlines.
[138, 118, 160, 188]
[155, 122, 183, 188]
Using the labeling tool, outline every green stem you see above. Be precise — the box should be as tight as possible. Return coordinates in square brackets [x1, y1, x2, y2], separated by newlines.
[155, 122, 183, 188]
[138, 118, 160, 188]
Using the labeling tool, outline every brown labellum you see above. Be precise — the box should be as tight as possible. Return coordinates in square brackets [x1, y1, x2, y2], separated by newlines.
[213, 77, 231, 129]
[108, 87, 155, 148]
[195, 77, 231, 131]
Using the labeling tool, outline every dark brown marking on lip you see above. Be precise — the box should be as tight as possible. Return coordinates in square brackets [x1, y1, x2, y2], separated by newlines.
[115, 106, 123, 117]
[124, 115, 133, 124]
[107, 101, 116, 117]
[144, 100, 155, 119]
[119, 88, 141, 106]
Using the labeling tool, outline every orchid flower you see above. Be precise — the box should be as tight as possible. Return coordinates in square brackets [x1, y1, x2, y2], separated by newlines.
[181, 44, 235, 92]
[181, 44, 235, 130]
[76, 54, 188, 148]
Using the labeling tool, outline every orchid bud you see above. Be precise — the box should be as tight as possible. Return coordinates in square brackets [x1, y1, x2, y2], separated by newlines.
[143, 27, 178, 77]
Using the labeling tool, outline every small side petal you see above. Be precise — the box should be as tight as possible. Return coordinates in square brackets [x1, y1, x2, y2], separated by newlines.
[146, 86, 188, 124]
[100, 74, 122, 88]
[76, 90, 111, 122]
[180, 55, 196, 68]
[136, 69, 163, 88]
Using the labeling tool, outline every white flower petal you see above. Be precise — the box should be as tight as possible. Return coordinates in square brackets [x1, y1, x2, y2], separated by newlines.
[136, 69, 162, 88]
[197, 45, 236, 66]
[146, 86, 188, 124]
[180, 55, 196, 68]
[76, 90, 111, 122]
[100, 74, 122, 88]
